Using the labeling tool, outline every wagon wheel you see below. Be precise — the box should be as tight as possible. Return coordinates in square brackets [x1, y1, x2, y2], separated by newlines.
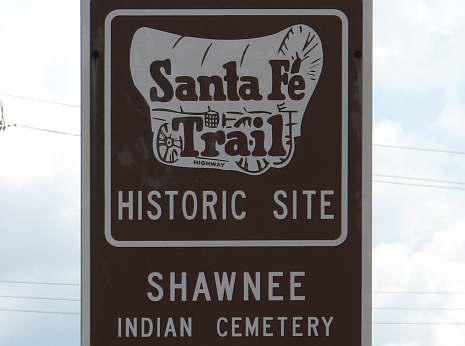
[236, 157, 271, 175]
[154, 123, 184, 164]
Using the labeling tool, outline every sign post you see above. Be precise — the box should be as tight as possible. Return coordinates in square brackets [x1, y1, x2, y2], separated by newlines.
[82, 1, 372, 345]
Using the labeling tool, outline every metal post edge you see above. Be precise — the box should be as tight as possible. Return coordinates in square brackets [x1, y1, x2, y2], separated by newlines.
[81, 0, 91, 345]
[362, 0, 373, 345]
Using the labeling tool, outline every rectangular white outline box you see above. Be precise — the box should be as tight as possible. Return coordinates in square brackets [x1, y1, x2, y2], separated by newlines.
[104, 9, 349, 248]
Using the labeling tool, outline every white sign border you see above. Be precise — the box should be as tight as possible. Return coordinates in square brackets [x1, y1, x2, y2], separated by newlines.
[103, 9, 349, 248]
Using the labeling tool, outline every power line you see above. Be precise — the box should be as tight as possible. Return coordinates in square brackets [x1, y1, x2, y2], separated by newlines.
[5, 295, 465, 310]
[2, 307, 465, 323]
[9, 292, 465, 310]
[0, 295, 79, 302]
[2, 308, 465, 325]
[374, 322, 465, 326]
[4, 295, 465, 311]
[2, 95, 465, 157]
[374, 174, 465, 186]
[13, 123, 80, 137]
[7, 120, 465, 192]
[3, 279, 465, 293]
[4, 294, 465, 310]
[374, 307, 465, 311]
[0, 93, 80, 109]
[5, 96, 465, 162]
[6, 129, 465, 160]
[374, 143, 465, 156]
[373, 180, 465, 191]
[3, 110, 465, 160]
[0, 280, 79, 287]
[374, 291, 465, 295]
[0, 308, 79, 316]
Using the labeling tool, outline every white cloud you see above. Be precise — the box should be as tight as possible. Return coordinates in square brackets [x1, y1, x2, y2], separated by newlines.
[0, 1, 80, 345]
[0, 0, 80, 102]
[381, 342, 423, 346]
[434, 100, 465, 140]
[374, 0, 465, 93]
[432, 325, 465, 346]
[373, 230, 465, 346]
[373, 116, 465, 346]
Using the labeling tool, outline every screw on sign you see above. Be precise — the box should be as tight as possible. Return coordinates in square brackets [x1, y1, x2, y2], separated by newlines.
[82, 2, 372, 346]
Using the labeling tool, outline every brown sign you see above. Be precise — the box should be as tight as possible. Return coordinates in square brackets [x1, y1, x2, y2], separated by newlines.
[82, 1, 372, 345]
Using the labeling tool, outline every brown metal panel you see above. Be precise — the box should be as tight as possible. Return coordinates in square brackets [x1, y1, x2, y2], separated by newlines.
[83, 1, 371, 345]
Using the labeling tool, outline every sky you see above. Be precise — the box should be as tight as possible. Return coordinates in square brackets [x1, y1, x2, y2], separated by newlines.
[1, 0, 465, 345]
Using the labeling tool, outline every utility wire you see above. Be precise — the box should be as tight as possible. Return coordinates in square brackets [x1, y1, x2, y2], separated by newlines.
[374, 174, 465, 186]
[2, 280, 465, 295]
[0, 295, 79, 302]
[2, 94, 465, 156]
[373, 307, 465, 311]
[12, 123, 80, 137]
[12, 127, 465, 159]
[1, 307, 465, 325]
[5, 118, 465, 191]
[374, 291, 465, 295]
[4, 294, 465, 311]
[374, 143, 465, 156]
[6, 126, 465, 189]
[0, 308, 79, 316]
[0, 93, 80, 109]
[373, 180, 465, 191]
[3, 104, 465, 159]
[3, 295, 465, 311]
[374, 322, 465, 326]
[1, 309, 465, 325]
[0, 280, 79, 287]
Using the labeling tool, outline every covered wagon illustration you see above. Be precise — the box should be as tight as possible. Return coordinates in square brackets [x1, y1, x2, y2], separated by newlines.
[130, 24, 323, 175]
